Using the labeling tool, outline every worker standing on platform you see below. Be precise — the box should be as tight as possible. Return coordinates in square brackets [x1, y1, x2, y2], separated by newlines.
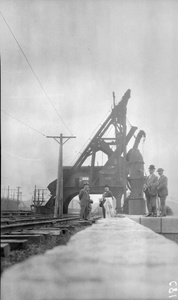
[79, 182, 90, 220]
[99, 185, 114, 218]
[144, 165, 158, 217]
[156, 168, 168, 217]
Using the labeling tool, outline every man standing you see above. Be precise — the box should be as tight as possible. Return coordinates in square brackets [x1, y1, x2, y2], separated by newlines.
[156, 168, 168, 217]
[100, 185, 113, 218]
[79, 182, 90, 220]
[144, 165, 158, 217]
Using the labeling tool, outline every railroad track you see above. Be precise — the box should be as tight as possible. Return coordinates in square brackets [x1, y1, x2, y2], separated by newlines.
[1, 216, 81, 234]
[1, 210, 35, 217]
[1, 213, 101, 258]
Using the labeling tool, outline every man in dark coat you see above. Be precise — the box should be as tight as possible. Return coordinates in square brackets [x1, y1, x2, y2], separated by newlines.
[79, 182, 90, 220]
[156, 168, 168, 217]
[144, 165, 158, 217]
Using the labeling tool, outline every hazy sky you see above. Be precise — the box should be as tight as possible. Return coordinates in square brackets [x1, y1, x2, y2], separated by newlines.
[1, 0, 178, 202]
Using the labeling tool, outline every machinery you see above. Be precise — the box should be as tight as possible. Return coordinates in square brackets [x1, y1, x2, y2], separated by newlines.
[36, 89, 146, 215]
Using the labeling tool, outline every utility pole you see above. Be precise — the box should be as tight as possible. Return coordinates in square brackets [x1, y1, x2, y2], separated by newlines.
[34, 185, 37, 206]
[38, 189, 40, 206]
[42, 189, 44, 204]
[7, 186, 10, 199]
[46, 134, 76, 218]
[2, 187, 5, 198]
[16, 186, 21, 210]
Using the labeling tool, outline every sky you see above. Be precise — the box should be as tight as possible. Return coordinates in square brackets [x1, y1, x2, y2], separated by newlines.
[1, 0, 178, 202]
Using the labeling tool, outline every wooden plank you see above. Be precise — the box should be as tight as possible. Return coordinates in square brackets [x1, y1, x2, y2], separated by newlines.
[11, 230, 51, 235]
[20, 230, 61, 236]
[1, 219, 16, 224]
[0, 239, 28, 250]
[71, 220, 92, 225]
[37, 228, 68, 234]
[1, 235, 43, 243]
[10, 231, 48, 235]
[43, 225, 71, 228]
[1, 220, 10, 225]
[1, 243, 10, 257]
[10, 231, 56, 240]
[34, 228, 61, 231]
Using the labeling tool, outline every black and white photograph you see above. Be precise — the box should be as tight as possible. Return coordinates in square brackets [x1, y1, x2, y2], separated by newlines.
[1, 1, 178, 299]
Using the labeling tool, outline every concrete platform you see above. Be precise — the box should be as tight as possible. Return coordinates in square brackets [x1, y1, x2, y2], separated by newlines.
[1, 217, 178, 300]
[129, 215, 178, 233]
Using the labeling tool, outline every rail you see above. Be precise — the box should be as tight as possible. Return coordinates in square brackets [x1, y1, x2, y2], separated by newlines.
[1, 216, 80, 234]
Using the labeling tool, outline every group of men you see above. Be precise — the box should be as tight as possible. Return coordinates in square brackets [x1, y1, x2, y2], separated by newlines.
[144, 165, 168, 217]
[78, 164, 168, 219]
[78, 183, 114, 220]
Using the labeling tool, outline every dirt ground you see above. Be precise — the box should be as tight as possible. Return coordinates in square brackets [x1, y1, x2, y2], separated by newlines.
[1, 223, 88, 274]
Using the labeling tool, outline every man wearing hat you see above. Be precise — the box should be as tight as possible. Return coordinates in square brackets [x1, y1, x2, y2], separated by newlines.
[156, 168, 168, 217]
[79, 182, 90, 220]
[144, 165, 159, 217]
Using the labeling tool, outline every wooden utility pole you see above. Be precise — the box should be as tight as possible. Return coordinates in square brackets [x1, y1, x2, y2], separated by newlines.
[46, 134, 76, 218]
[42, 189, 44, 203]
[7, 186, 10, 199]
[16, 186, 21, 209]
[38, 189, 40, 206]
[33, 185, 37, 206]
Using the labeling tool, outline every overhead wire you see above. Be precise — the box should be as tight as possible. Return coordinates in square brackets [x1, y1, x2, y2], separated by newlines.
[0, 11, 73, 136]
[1, 109, 46, 137]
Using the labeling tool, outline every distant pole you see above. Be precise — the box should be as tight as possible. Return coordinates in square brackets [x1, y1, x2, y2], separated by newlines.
[42, 189, 44, 203]
[38, 189, 40, 206]
[7, 186, 10, 199]
[46, 134, 76, 218]
[34, 185, 36, 206]
[16, 186, 21, 210]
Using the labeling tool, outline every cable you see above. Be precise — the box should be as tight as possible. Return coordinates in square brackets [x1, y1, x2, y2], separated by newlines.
[1, 109, 46, 137]
[0, 11, 73, 135]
